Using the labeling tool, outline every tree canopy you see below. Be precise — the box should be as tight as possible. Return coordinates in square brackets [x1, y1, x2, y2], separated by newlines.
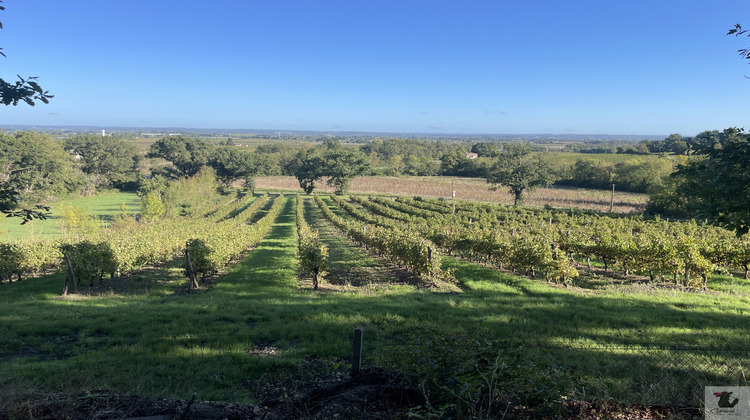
[209, 146, 275, 189]
[671, 127, 750, 234]
[291, 140, 370, 194]
[0, 131, 83, 222]
[147, 136, 212, 178]
[485, 143, 555, 205]
[65, 135, 142, 189]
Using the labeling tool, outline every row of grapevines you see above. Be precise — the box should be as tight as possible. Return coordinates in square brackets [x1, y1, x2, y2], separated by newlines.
[349, 195, 413, 223]
[203, 191, 256, 221]
[187, 194, 284, 279]
[199, 191, 246, 219]
[0, 239, 66, 283]
[315, 195, 442, 279]
[327, 195, 393, 228]
[0, 192, 247, 283]
[2, 193, 275, 287]
[363, 196, 750, 288]
[296, 195, 328, 289]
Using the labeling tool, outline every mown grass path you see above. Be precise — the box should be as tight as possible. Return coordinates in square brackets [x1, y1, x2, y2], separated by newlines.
[301, 196, 394, 288]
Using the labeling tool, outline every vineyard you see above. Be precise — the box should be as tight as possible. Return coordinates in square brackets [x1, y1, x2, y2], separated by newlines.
[2, 192, 750, 418]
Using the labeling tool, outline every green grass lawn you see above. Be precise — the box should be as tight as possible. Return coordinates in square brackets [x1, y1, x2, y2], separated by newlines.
[0, 192, 141, 241]
[2, 196, 750, 411]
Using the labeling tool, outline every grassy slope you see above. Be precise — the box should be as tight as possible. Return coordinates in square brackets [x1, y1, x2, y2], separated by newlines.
[2, 195, 750, 405]
[0, 192, 141, 241]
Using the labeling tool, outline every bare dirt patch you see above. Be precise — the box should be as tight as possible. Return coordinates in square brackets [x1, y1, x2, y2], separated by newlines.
[0, 384, 702, 419]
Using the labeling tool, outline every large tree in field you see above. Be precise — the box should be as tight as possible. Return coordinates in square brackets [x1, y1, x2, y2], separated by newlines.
[147, 136, 212, 178]
[485, 143, 555, 206]
[208, 146, 276, 189]
[673, 127, 750, 234]
[292, 140, 370, 194]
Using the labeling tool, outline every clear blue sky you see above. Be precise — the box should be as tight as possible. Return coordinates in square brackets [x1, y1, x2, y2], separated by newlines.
[1, 0, 749, 136]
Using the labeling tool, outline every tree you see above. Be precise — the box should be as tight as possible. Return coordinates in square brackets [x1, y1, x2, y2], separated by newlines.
[0, 2, 53, 106]
[147, 136, 212, 178]
[208, 147, 273, 189]
[485, 143, 555, 205]
[440, 149, 473, 176]
[672, 127, 750, 234]
[292, 148, 326, 194]
[140, 191, 165, 222]
[0, 131, 84, 219]
[291, 140, 370, 194]
[65, 135, 141, 189]
[320, 140, 370, 194]
[471, 142, 499, 158]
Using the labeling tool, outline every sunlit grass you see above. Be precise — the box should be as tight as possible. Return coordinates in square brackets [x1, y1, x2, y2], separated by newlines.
[0, 191, 141, 241]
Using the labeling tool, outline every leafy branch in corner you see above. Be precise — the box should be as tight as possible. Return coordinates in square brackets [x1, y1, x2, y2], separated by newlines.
[0, 187, 50, 224]
[728, 23, 750, 77]
[0, 1, 53, 106]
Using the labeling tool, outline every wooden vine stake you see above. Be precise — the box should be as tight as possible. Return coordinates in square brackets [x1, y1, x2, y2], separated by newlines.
[62, 252, 78, 296]
[185, 246, 199, 291]
[352, 327, 363, 376]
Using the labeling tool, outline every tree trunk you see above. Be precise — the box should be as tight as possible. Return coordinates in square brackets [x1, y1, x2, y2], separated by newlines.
[312, 268, 319, 290]
[513, 189, 523, 206]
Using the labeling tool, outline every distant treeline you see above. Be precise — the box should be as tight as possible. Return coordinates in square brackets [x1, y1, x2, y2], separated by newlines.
[0, 129, 732, 208]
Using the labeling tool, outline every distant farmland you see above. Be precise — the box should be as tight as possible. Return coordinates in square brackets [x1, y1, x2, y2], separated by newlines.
[255, 175, 647, 213]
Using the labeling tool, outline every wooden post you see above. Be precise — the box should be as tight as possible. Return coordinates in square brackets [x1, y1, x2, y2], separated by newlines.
[63, 252, 78, 296]
[352, 327, 363, 375]
[185, 246, 198, 291]
[609, 184, 615, 212]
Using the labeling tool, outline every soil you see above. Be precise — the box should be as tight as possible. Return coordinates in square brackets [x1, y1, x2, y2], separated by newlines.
[0, 375, 703, 420]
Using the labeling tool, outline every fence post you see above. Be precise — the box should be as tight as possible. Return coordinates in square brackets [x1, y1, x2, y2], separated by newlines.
[63, 252, 78, 296]
[352, 327, 363, 376]
[185, 245, 198, 291]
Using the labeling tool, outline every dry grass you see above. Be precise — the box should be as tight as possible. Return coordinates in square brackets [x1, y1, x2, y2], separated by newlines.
[255, 176, 647, 213]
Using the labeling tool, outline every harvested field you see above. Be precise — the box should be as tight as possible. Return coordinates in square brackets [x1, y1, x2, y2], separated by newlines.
[255, 176, 647, 213]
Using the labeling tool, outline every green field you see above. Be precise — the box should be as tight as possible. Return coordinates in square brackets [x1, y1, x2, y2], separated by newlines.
[0, 192, 140, 241]
[545, 151, 668, 165]
[1, 195, 748, 417]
